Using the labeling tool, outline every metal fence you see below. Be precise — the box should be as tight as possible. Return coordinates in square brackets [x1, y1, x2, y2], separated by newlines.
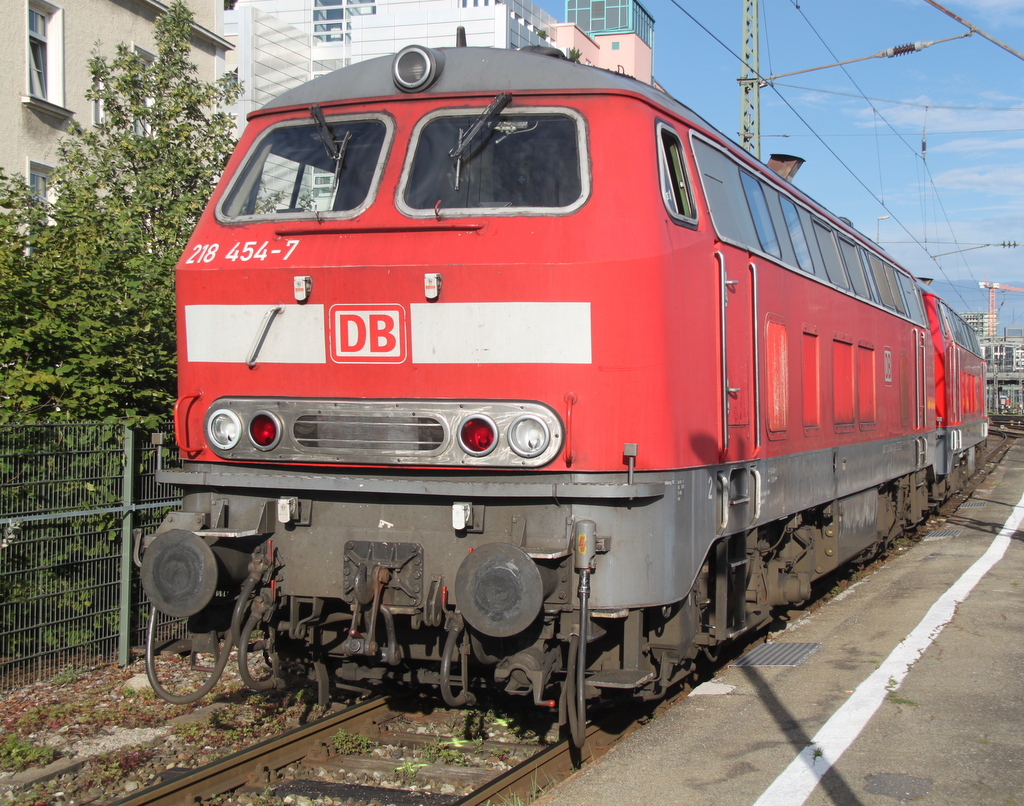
[0, 422, 180, 691]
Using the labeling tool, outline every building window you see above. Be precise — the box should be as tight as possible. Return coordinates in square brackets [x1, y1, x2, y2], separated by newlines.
[27, 1, 63, 106]
[133, 45, 156, 136]
[28, 8, 47, 98]
[313, 0, 373, 43]
[611, 40, 620, 50]
[92, 79, 105, 125]
[28, 161, 54, 205]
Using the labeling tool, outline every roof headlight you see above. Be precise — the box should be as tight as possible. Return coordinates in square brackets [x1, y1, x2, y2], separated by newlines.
[207, 408, 242, 451]
[507, 414, 550, 458]
[393, 45, 445, 92]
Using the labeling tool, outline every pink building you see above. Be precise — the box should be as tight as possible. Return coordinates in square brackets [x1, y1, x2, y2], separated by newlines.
[550, 0, 653, 83]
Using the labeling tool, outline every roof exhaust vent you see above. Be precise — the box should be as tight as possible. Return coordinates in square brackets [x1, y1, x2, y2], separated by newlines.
[767, 154, 805, 183]
[456, 26, 467, 47]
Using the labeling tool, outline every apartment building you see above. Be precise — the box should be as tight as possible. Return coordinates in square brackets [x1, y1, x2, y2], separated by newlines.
[2, 0, 230, 191]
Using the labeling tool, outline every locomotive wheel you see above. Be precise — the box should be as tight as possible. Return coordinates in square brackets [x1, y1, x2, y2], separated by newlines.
[145, 605, 232, 704]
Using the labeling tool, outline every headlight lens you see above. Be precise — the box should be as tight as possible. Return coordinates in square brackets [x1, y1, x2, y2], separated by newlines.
[249, 411, 282, 451]
[207, 409, 242, 450]
[507, 414, 550, 458]
[458, 415, 497, 456]
[392, 45, 444, 92]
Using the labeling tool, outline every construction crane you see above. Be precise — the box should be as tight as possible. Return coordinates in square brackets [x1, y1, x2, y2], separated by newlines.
[979, 282, 1024, 337]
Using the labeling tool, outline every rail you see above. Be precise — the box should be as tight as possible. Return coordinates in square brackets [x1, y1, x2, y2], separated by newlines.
[108, 697, 391, 806]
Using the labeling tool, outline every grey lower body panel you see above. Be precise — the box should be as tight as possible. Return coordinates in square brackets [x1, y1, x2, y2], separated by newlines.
[934, 421, 986, 476]
[157, 430, 934, 611]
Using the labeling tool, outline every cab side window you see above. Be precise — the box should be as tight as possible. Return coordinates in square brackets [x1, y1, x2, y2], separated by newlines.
[658, 124, 696, 224]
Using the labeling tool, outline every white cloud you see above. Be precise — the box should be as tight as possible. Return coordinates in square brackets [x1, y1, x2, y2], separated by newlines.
[930, 164, 1024, 196]
[931, 137, 1024, 154]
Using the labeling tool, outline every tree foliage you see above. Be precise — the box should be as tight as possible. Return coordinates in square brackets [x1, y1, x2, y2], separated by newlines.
[0, 1, 240, 427]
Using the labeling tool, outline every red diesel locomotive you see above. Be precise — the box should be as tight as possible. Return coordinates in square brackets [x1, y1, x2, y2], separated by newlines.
[141, 45, 986, 742]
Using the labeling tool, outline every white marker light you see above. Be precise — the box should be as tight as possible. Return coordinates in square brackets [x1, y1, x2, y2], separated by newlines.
[453, 502, 473, 530]
[424, 272, 442, 300]
[293, 275, 312, 302]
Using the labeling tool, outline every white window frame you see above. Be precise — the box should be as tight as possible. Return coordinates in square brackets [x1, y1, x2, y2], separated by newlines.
[27, 159, 55, 207]
[92, 79, 105, 125]
[132, 44, 156, 136]
[24, 0, 67, 116]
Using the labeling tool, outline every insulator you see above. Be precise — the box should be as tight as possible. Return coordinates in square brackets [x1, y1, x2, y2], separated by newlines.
[888, 42, 922, 57]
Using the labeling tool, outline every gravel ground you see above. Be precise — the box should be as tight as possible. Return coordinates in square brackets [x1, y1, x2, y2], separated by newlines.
[0, 654, 548, 806]
[0, 652, 329, 806]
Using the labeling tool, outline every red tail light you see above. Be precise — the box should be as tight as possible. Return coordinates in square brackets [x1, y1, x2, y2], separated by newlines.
[459, 415, 497, 456]
[249, 412, 281, 450]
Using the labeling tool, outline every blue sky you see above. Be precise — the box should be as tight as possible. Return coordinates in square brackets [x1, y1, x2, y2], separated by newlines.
[536, 0, 1024, 332]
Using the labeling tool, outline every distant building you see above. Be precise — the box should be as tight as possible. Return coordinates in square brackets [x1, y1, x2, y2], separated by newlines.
[559, 0, 653, 82]
[2, 0, 230, 190]
[226, 0, 654, 134]
[960, 311, 991, 339]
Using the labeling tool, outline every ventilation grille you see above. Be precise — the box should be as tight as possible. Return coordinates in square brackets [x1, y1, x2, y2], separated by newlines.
[293, 413, 445, 452]
[924, 528, 964, 541]
[733, 642, 821, 667]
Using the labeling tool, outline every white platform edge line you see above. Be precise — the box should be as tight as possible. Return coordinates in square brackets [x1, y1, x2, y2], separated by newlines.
[752, 490, 1024, 806]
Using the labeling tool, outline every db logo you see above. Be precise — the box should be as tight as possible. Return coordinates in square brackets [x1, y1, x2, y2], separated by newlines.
[329, 305, 407, 363]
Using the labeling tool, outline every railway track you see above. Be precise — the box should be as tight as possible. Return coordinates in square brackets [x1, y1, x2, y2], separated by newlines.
[107, 696, 390, 806]
[986, 415, 1024, 438]
[107, 691, 641, 806]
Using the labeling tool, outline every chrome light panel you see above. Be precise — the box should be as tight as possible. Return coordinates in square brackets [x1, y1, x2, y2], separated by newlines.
[203, 398, 563, 467]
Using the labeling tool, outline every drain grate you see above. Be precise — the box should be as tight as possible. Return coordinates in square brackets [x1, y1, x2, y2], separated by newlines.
[959, 501, 987, 508]
[924, 528, 964, 540]
[733, 642, 821, 667]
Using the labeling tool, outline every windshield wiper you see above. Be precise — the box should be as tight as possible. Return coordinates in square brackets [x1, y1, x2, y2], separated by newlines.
[449, 92, 512, 190]
[310, 104, 352, 192]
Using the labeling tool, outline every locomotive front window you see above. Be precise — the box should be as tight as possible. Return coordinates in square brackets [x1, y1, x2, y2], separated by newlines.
[400, 107, 586, 215]
[219, 114, 391, 220]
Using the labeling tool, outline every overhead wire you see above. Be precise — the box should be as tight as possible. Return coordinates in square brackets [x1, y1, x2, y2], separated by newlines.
[664, 0, 976, 307]
[772, 82, 1024, 112]
[783, 0, 980, 301]
[764, 129, 1024, 136]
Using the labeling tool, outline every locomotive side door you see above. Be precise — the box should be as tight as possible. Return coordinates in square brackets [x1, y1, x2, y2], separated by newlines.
[717, 249, 758, 459]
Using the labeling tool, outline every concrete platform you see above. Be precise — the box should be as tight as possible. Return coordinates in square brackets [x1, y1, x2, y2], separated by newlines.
[539, 443, 1024, 806]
